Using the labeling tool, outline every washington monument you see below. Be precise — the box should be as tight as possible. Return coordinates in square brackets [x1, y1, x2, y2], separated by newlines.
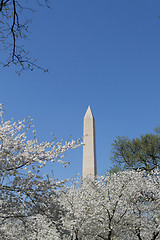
[83, 106, 97, 179]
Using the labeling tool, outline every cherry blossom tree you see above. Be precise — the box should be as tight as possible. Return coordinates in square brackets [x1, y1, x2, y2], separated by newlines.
[1, 169, 159, 239]
[0, 214, 61, 240]
[0, 104, 82, 238]
[61, 171, 160, 240]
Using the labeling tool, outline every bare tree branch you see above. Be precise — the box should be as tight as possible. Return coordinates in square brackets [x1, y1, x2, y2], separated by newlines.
[0, 0, 50, 74]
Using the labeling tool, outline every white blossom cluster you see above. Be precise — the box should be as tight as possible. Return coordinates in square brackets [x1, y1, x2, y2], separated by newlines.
[61, 171, 160, 240]
[0, 105, 82, 239]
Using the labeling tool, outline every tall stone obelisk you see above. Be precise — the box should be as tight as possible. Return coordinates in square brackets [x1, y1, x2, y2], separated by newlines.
[83, 106, 97, 179]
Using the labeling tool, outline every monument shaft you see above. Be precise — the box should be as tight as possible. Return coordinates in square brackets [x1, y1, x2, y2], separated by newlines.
[83, 106, 97, 179]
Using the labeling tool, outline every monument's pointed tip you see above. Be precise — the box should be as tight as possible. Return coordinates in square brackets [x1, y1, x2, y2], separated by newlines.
[84, 105, 94, 118]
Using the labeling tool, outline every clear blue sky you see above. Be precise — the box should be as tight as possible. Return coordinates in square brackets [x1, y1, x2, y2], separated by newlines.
[1, 0, 160, 179]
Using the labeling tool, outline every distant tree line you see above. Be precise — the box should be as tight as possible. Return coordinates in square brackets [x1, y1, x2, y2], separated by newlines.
[110, 127, 160, 173]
